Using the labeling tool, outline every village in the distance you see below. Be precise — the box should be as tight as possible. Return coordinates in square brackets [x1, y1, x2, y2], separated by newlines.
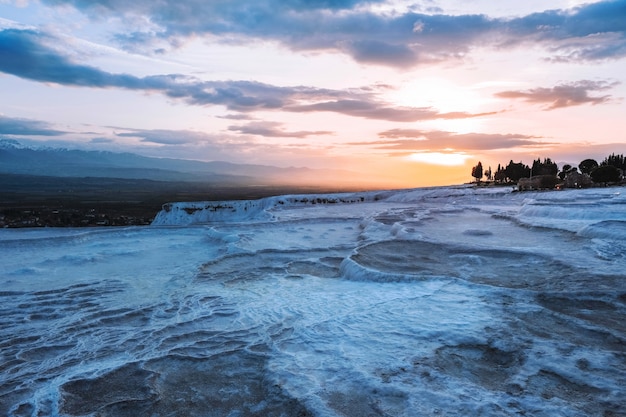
[471, 153, 626, 190]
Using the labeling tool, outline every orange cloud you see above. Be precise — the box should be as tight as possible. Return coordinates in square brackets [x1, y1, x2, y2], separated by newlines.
[495, 80, 620, 110]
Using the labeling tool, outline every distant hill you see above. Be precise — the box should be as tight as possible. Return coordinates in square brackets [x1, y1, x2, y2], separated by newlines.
[0, 139, 357, 186]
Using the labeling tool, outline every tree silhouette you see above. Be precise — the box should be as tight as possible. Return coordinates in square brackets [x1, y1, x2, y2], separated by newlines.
[531, 158, 558, 176]
[471, 161, 483, 183]
[590, 165, 621, 184]
[579, 159, 599, 175]
[601, 153, 626, 170]
[559, 164, 570, 180]
[484, 166, 492, 181]
[487, 152, 623, 188]
[505, 160, 530, 182]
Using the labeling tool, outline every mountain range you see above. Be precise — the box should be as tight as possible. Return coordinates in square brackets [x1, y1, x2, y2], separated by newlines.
[0, 139, 357, 186]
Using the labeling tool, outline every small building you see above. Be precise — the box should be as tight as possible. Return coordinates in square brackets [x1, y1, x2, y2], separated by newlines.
[517, 175, 559, 191]
[562, 171, 593, 189]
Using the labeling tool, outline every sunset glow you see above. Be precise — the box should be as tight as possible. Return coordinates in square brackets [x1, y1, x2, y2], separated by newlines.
[1, 0, 625, 188]
[407, 152, 471, 166]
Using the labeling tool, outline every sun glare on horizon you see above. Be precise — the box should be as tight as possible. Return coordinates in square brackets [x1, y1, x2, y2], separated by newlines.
[407, 151, 471, 166]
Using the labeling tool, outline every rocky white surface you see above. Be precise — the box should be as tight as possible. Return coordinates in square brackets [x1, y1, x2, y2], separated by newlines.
[1, 185, 625, 416]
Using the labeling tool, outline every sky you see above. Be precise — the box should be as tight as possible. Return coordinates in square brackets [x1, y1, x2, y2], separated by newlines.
[1, 0, 626, 188]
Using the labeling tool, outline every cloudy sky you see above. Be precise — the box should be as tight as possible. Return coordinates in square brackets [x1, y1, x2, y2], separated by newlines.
[1, 0, 625, 187]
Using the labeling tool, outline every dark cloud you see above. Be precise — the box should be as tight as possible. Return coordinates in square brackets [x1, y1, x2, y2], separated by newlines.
[0, 29, 143, 87]
[116, 129, 216, 145]
[286, 101, 498, 122]
[507, 1, 626, 61]
[495, 80, 620, 109]
[276, 0, 385, 11]
[89, 137, 114, 143]
[228, 121, 333, 138]
[40, 0, 626, 66]
[345, 40, 419, 67]
[0, 115, 66, 136]
[217, 114, 256, 121]
[0, 29, 296, 111]
[42, 0, 383, 14]
[0, 28, 494, 122]
[110, 127, 270, 161]
[285, 100, 439, 122]
[372, 129, 544, 151]
[0, 29, 329, 110]
[438, 110, 501, 119]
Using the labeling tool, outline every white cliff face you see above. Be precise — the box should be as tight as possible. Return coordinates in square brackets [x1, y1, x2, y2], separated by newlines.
[151, 192, 381, 225]
[1, 185, 625, 417]
[150, 185, 514, 226]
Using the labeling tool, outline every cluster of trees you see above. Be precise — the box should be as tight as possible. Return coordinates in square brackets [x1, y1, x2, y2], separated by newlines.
[471, 153, 625, 186]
